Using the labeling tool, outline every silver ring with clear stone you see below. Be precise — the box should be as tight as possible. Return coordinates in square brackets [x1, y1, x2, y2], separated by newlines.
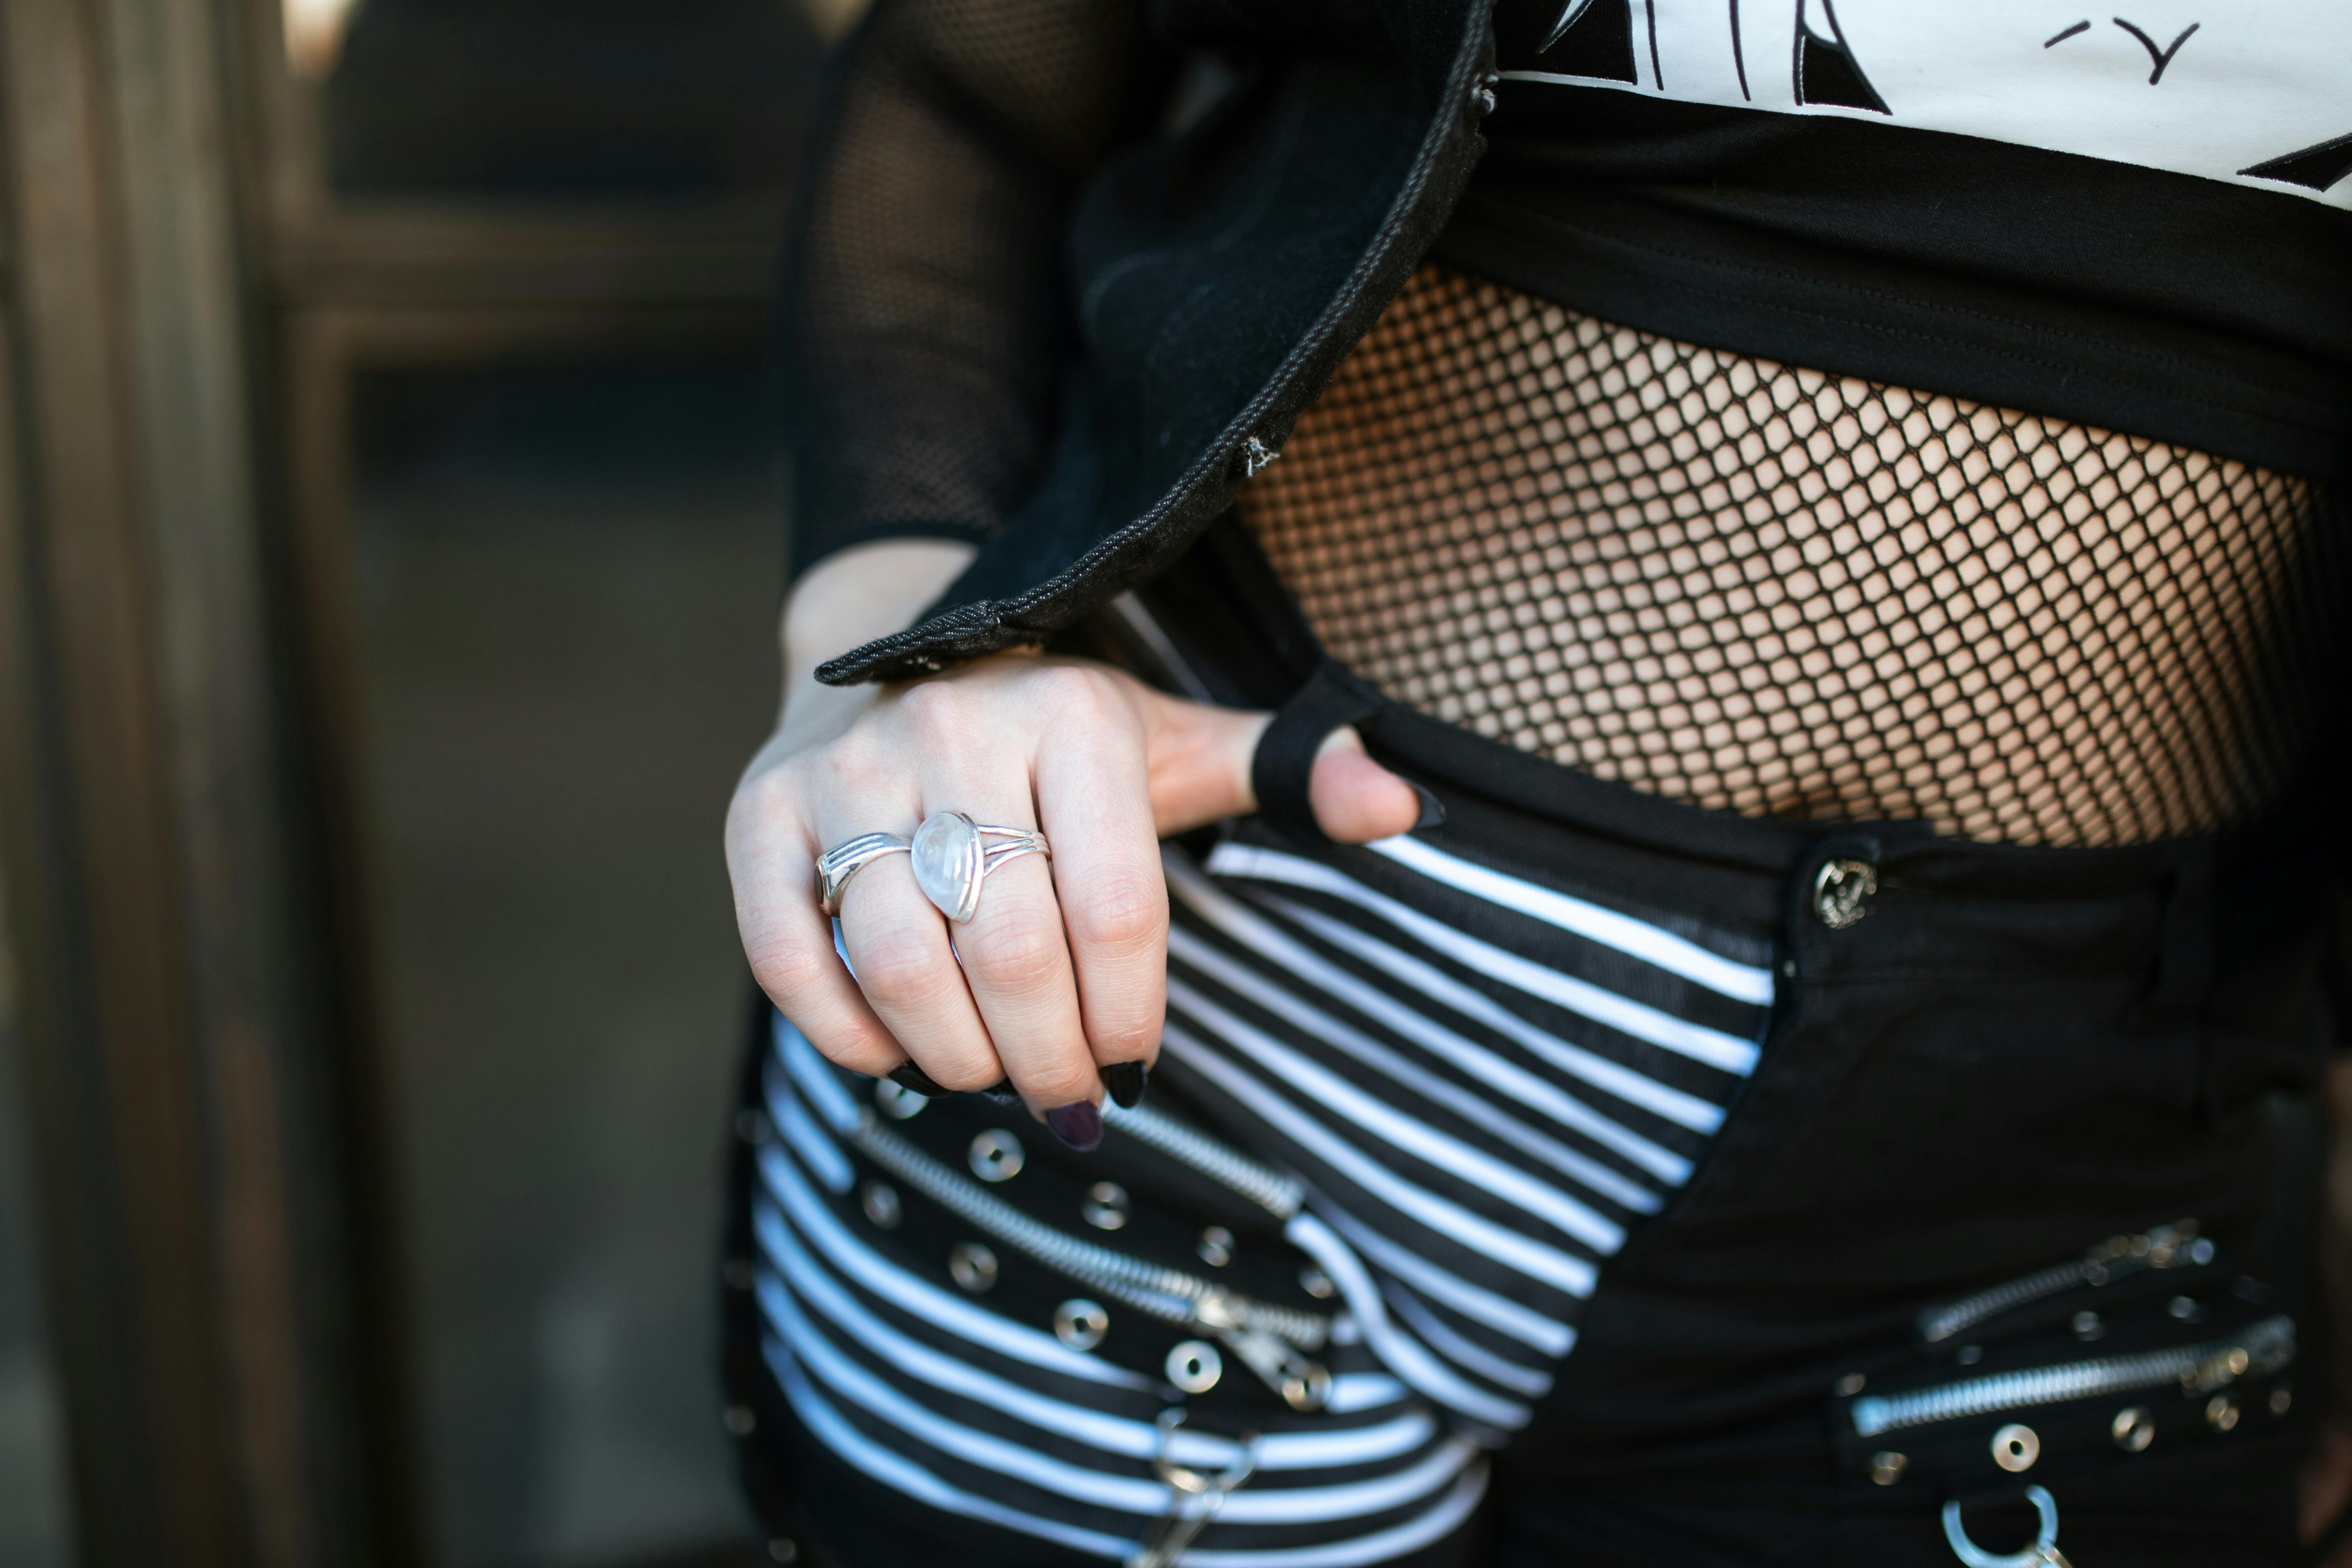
[816, 832, 912, 916]
[911, 811, 1050, 923]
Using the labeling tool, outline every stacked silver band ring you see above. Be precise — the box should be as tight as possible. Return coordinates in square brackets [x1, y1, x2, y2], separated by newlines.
[816, 832, 910, 916]
[815, 812, 1050, 924]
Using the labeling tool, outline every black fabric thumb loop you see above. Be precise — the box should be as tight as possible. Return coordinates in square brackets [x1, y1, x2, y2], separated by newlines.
[1251, 660, 1386, 842]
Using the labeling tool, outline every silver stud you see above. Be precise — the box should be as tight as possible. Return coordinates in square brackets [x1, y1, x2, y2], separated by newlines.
[2206, 1395, 2239, 1432]
[2188, 1237, 2216, 1266]
[2167, 1295, 2202, 1321]
[1166, 1339, 1223, 1394]
[861, 1181, 903, 1229]
[968, 1129, 1025, 1183]
[723, 1404, 757, 1436]
[1053, 1298, 1109, 1350]
[950, 1241, 999, 1293]
[1197, 1226, 1235, 1267]
[1299, 1266, 1335, 1300]
[1834, 1372, 1866, 1397]
[1955, 1344, 1984, 1365]
[2072, 1309, 2104, 1341]
[874, 1079, 927, 1120]
[1811, 859, 1877, 928]
[2112, 1406, 2154, 1452]
[1081, 1181, 1131, 1230]
[1868, 1451, 1907, 1486]
[1991, 1423, 2040, 1473]
[2270, 1386, 2293, 1416]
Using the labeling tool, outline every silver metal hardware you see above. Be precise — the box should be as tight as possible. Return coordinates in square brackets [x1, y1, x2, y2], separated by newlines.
[1919, 1220, 2205, 1343]
[1195, 1290, 1331, 1412]
[1811, 859, 1877, 928]
[2111, 1405, 2153, 1451]
[1054, 1298, 1109, 1350]
[2167, 1295, 2201, 1321]
[1835, 1372, 1867, 1397]
[1942, 1484, 2070, 1568]
[2272, 1386, 2293, 1416]
[1197, 1227, 1234, 1267]
[874, 1079, 927, 1120]
[968, 1129, 1025, 1183]
[860, 1181, 902, 1229]
[1128, 1411, 1259, 1568]
[1299, 1267, 1334, 1300]
[1956, 1345, 1984, 1366]
[2205, 1394, 2238, 1432]
[1082, 1181, 1132, 1230]
[1102, 1099, 1304, 1217]
[2070, 1310, 2102, 1341]
[950, 1241, 999, 1293]
[1869, 1451, 1907, 1485]
[1473, 77, 1498, 114]
[1852, 1315, 2294, 1438]
[1167, 1340, 1223, 1393]
[1991, 1423, 2040, 1472]
[1241, 436, 1280, 477]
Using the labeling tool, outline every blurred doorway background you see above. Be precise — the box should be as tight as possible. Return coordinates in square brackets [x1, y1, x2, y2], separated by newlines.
[0, 1, 861, 1565]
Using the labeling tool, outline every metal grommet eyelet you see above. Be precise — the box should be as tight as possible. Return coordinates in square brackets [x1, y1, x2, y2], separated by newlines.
[2206, 1394, 2240, 1432]
[1812, 858, 1877, 928]
[1868, 1451, 1906, 1486]
[861, 1181, 902, 1229]
[2112, 1405, 2154, 1451]
[1081, 1181, 1131, 1230]
[1991, 1422, 2040, 1472]
[1053, 1298, 1109, 1350]
[949, 1241, 998, 1293]
[1166, 1340, 1223, 1394]
[968, 1129, 1024, 1183]
[874, 1079, 927, 1120]
[1197, 1226, 1234, 1266]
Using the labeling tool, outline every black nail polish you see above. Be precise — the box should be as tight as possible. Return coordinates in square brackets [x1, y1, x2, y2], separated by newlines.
[1103, 1061, 1149, 1109]
[889, 1063, 950, 1099]
[1044, 1101, 1104, 1152]
[1410, 782, 1446, 830]
[978, 1077, 1021, 1105]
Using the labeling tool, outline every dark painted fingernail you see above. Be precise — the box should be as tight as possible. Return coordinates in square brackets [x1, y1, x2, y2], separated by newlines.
[1103, 1061, 1149, 1109]
[889, 1064, 950, 1099]
[1044, 1101, 1104, 1153]
[1410, 782, 1446, 830]
[978, 1077, 1021, 1105]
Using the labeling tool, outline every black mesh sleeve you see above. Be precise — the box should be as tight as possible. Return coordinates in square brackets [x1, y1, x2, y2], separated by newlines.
[779, 0, 1163, 579]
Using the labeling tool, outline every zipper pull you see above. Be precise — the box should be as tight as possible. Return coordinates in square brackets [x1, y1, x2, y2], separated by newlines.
[1129, 1411, 1259, 1568]
[1194, 1290, 1331, 1411]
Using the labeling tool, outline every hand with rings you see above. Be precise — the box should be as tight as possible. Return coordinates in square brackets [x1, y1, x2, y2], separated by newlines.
[726, 541, 1426, 1151]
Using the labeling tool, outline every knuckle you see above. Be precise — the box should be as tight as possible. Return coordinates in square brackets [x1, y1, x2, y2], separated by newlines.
[1066, 872, 1168, 957]
[920, 1052, 1005, 1093]
[747, 937, 827, 1006]
[1031, 663, 1125, 727]
[851, 930, 949, 1003]
[895, 678, 973, 744]
[961, 920, 1069, 992]
[1022, 1059, 1102, 1108]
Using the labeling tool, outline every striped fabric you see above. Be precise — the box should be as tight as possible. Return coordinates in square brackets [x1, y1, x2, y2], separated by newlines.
[749, 821, 1773, 1563]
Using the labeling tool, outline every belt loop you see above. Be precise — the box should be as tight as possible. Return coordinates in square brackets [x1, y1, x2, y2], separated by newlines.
[1250, 659, 1386, 843]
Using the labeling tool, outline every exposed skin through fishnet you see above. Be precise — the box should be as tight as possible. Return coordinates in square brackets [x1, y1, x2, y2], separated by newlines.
[1240, 265, 2330, 846]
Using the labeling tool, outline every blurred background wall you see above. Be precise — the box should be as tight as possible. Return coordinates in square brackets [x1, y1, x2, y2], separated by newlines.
[0, 2, 864, 1566]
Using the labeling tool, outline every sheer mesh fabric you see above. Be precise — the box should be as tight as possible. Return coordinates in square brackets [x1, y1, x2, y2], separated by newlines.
[1242, 264, 2340, 847]
[781, 0, 1149, 576]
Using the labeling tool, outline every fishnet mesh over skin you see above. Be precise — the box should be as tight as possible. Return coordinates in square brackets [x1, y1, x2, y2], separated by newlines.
[1242, 265, 2333, 846]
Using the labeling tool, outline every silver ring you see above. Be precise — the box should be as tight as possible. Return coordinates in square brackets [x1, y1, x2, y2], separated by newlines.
[816, 832, 911, 915]
[911, 811, 1050, 923]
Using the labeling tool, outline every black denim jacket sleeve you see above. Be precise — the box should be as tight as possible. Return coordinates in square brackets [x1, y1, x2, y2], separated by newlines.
[783, 0, 1498, 685]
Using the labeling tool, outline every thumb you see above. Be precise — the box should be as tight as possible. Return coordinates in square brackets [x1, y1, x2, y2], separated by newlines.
[1143, 691, 1427, 842]
[1308, 725, 1426, 843]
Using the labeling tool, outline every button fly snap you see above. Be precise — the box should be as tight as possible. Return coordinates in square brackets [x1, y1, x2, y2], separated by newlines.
[1812, 858, 1878, 929]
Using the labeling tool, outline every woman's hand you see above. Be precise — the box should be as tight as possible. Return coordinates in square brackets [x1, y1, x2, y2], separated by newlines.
[725, 540, 1421, 1149]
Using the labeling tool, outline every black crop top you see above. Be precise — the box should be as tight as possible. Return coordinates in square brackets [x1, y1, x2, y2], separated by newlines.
[1440, 0, 2352, 478]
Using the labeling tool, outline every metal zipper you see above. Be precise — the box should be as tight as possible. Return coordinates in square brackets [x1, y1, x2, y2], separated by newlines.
[1851, 1314, 2294, 1437]
[848, 1116, 1333, 1408]
[1917, 1221, 2212, 1345]
[1104, 1099, 1305, 1219]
